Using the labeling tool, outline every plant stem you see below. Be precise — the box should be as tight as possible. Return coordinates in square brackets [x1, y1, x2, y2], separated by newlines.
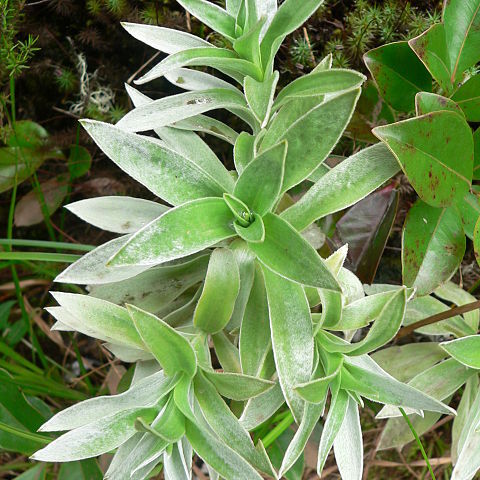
[395, 300, 480, 339]
[399, 408, 436, 480]
[261, 411, 294, 449]
[0, 238, 94, 251]
[0, 421, 50, 445]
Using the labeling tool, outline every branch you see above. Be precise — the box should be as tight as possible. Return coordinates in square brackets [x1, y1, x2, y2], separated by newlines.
[395, 299, 480, 340]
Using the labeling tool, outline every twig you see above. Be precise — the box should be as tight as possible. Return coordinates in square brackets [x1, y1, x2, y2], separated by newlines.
[52, 106, 80, 119]
[395, 299, 480, 340]
[303, 27, 316, 66]
[127, 51, 162, 84]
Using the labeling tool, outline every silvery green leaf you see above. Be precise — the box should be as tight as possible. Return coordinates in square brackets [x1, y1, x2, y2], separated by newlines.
[452, 376, 479, 463]
[132, 360, 162, 385]
[32, 407, 158, 462]
[234, 132, 255, 174]
[48, 293, 144, 349]
[435, 281, 480, 332]
[333, 396, 363, 480]
[338, 267, 364, 304]
[194, 248, 240, 334]
[262, 89, 361, 192]
[279, 401, 323, 477]
[193, 372, 275, 477]
[239, 264, 271, 376]
[263, 268, 314, 422]
[251, 213, 341, 290]
[260, 0, 325, 69]
[227, 240, 256, 332]
[136, 49, 261, 85]
[163, 287, 201, 327]
[121, 22, 211, 53]
[314, 53, 333, 71]
[89, 254, 209, 314]
[65, 196, 168, 234]
[104, 343, 154, 363]
[81, 121, 226, 205]
[55, 235, 149, 285]
[185, 418, 264, 480]
[212, 331, 242, 373]
[317, 388, 349, 475]
[104, 433, 144, 480]
[202, 370, 274, 400]
[128, 305, 197, 378]
[176, 0, 236, 40]
[273, 69, 366, 111]
[244, 72, 279, 126]
[125, 84, 235, 194]
[38, 370, 176, 431]
[372, 343, 447, 383]
[172, 114, 238, 145]
[164, 440, 192, 480]
[342, 356, 456, 416]
[233, 17, 265, 66]
[451, 387, 480, 480]
[440, 336, 480, 369]
[281, 143, 400, 231]
[116, 89, 250, 132]
[294, 366, 342, 404]
[165, 68, 237, 91]
[109, 198, 235, 267]
[240, 382, 285, 431]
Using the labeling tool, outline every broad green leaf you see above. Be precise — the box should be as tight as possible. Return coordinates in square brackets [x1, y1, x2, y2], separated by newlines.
[456, 191, 480, 240]
[233, 17, 265, 66]
[212, 331, 242, 373]
[441, 336, 480, 369]
[234, 141, 286, 215]
[294, 368, 341, 404]
[409, 24, 452, 93]
[127, 305, 196, 377]
[452, 74, 480, 121]
[67, 145, 91, 179]
[262, 89, 361, 191]
[16, 465, 46, 480]
[377, 358, 474, 418]
[121, 22, 211, 53]
[260, 0, 325, 69]
[109, 198, 235, 267]
[58, 459, 103, 480]
[317, 389, 349, 476]
[263, 268, 314, 422]
[443, 0, 480, 81]
[239, 265, 271, 376]
[372, 343, 447, 383]
[364, 41, 432, 112]
[279, 402, 323, 477]
[89, 254, 209, 314]
[234, 132, 255, 174]
[415, 92, 464, 117]
[193, 248, 240, 333]
[223, 193, 252, 226]
[136, 48, 261, 85]
[38, 371, 177, 431]
[402, 200, 465, 295]
[185, 419, 264, 480]
[116, 89, 253, 131]
[176, 0, 236, 40]
[373, 111, 473, 207]
[273, 69, 366, 111]
[202, 370, 274, 400]
[244, 72, 279, 126]
[341, 356, 455, 415]
[250, 213, 340, 290]
[282, 143, 400, 231]
[333, 396, 363, 480]
[145, 397, 185, 442]
[32, 407, 158, 462]
[66, 196, 168, 234]
[193, 372, 274, 476]
[234, 212, 265, 243]
[49, 293, 144, 349]
[81, 121, 226, 205]
[227, 240, 256, 331]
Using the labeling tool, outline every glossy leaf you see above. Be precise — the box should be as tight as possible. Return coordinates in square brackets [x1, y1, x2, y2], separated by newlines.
[194, 248, 240, 333]
[249, 213, 340, 290]
[263, 268, 314, 422]
[373, 111, 473, 207]
[452, 74, 480, 121]
[402, 200, 465, 296]
[415, 92, 464, 118]
[364, 41, 432, 112]
[282, 143, 400, 231]
[81, 121, 225, 205]
[234, 141, 286, 215]
[109, 198, 235, 267]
